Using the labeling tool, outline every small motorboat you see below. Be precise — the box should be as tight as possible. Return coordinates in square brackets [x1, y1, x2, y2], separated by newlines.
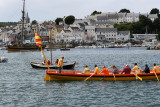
[44, 70, 160, 81]
[0, 56, 8, 63]
[60, 48, 70, 51]
[30, 62, 76, 69]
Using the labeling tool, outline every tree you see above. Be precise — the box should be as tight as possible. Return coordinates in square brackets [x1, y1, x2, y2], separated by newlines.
[119, 9, 130, 13]
[55, 18, 63, 25]
[150, 8, 159, 14]
[91, 10, 102, 15]
[31, 20, 37, 25]
[64, 15, 75, 25]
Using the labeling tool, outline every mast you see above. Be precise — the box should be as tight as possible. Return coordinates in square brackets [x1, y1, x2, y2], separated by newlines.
[21, 0, 25, 45]
[49, 25, 52, 65]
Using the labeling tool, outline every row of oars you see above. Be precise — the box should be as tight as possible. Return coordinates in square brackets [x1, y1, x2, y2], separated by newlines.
[84, 66, 159, 82]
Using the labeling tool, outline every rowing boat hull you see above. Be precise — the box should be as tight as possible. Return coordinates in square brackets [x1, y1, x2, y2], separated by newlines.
[44, 70, 160, 81]
[30, 62, 76, 69]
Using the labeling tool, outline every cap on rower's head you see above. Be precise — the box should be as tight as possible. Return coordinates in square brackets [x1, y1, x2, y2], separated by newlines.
[62, 56, 64, 59]
[94, 64, 97, 67]
[154, 63, 156, 66]
[85, 65, 88, 67]
[103, 66, 105, 68]
[126, 64, 129, 67]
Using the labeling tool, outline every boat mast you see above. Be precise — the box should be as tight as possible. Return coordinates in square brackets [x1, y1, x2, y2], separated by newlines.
[49, 25, 52, 65]
[21, 0, 25, 45]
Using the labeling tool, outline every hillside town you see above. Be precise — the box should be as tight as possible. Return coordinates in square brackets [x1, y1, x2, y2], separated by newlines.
[0, 10, 159, 48]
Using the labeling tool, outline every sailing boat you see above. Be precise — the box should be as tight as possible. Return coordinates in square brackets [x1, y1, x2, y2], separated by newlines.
[30, 25, 76, 69]
[7, 0, 45, 52]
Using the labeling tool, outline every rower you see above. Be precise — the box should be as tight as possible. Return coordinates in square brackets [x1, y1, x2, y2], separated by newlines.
[153, 63, 160, 73]
[112, 65, 119, 74]
[121, 64, 131, 74]
[94, 64, 101, 74]
[82, 65, 90, 74]
[132, 63, 141, 74]
[142, 64, 150, 73]
[101, 66, 109, 75]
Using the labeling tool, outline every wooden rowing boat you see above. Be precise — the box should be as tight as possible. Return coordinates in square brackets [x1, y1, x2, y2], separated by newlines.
[44, 70, 160, 81]
[30, 62, 76, 69]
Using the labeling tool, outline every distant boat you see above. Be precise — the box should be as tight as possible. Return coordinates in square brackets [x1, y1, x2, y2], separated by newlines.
[60, 48, 70, 51]
[0, 56, 8, 63]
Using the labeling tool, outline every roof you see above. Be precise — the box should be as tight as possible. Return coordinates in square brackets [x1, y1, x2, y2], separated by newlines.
[63, 30, 71, 33]
[70, 27, 80, 31]
[118, 31, 130, 35]
[95, 28, 117, 32]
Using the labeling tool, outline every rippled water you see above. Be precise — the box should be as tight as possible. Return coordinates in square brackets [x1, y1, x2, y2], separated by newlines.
[0, 47, 160, 107]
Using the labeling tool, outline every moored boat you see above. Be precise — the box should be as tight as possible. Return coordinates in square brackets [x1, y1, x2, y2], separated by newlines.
[0, 56, 8, 63]
[44, 70, 160, 81]
[30, 62, 76, 69]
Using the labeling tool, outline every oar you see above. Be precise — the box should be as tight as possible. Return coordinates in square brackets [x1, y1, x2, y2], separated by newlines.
[84, 73, 95, 82]
[153, 70, 159, 81]
[113, 73, 116, 81]
[131, 71, 142, 81]
[84, 66, 112, 82]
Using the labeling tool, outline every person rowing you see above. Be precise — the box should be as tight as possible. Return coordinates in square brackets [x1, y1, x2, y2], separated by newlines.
[101, 66, 110, 75]
[94, 64, 101, 74]
[121, 64, 131, 74]
[153, 63, 160, 73]
[142, 64, 150, 73]
[82, 65, 90, 74]
[132, 63, 141, 74]
[112, 65, 119, 74]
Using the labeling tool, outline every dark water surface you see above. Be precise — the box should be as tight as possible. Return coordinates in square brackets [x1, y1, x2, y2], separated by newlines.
[0, 47, 160, 107]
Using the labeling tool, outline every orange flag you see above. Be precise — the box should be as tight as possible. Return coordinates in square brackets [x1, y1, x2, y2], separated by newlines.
[35, 33, 42, 46]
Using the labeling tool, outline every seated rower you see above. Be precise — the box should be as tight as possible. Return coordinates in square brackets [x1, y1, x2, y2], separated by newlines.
[47, 60, 50, 65]
[112, 65, 119, 74]
[94, 64, 101, 74]
[42, 60, 45, 65]
[142, 64, 150, 73]
[121, 64, 131, 74]
[153, 63, 160, 73]
[82, 65, 90, 74]
[101, 66, 109, 75]
[55, 59, 59, 65]
[132, 63, 141, 74]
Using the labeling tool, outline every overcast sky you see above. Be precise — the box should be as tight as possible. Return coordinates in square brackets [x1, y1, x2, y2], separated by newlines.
[0, 0, 159, 22]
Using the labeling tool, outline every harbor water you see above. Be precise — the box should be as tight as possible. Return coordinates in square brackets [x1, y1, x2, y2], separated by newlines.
[0, 47, 160, 107]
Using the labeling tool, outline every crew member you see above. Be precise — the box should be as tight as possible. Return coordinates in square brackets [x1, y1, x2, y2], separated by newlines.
[94, 64, 101, 74]
[82, 65, 90, 74]
[112, 65, 119, 74]
[153, 63, 160, 73]
[121, 64, 131, 74]
[132, 63, 141, 74]
[101, 66, 109, 75]
[55, 59, 59, 65]
[143, 64, 150, 73]
[57, 57, 64, 73]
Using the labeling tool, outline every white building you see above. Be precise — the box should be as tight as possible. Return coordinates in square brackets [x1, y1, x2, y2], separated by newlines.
[55, 27, 85, 43]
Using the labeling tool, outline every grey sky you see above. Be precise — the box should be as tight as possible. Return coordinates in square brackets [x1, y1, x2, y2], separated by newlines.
[0, 0, 159, 22]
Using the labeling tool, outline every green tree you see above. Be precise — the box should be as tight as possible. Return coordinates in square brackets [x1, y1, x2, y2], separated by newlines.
[91, 10, 102, 15]
[119, 9, 130, 13]
[55, 18, 63, 25]
[31, 20, 37, 25]
[153, 18, 160, 33]
[64, 15, 75, 25]
[150, 8, 159, 14]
